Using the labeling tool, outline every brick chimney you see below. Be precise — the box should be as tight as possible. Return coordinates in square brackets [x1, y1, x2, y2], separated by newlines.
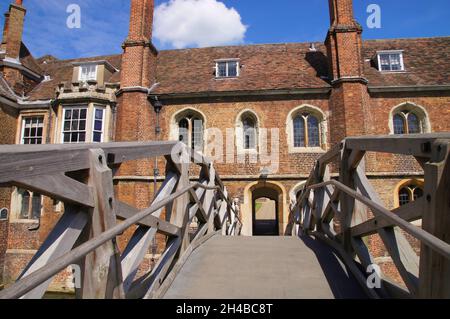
[115, 0, 159, 209]
[326, 0, 371, 143]
[1, 0, 26, 58]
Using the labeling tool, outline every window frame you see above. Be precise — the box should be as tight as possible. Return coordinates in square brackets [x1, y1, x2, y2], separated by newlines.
[61, 105, 89, 144]
[242, 116, 257, 150]
[392, 110, 422, 135]
[0, 208, 8, 220]
[395, 179, 425, 208]
[79, 64, 98, 83]
[377, 51, 405, 72]
[215, 59, 240, 78]
[293, 113, 321, 149]
[15, 188, 42, 221]
[92, 105, 106, 143]
[21, 116, 44, 145]
[177, 115, 205, 152]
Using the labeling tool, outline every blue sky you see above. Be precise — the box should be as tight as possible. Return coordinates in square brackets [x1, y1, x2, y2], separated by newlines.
[0, 0, 449, 60]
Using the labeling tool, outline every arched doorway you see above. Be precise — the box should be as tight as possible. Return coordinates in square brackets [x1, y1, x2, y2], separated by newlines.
[252, 186, 280, 236]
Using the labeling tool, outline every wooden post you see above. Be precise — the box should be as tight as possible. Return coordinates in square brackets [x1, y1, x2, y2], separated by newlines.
[170, 147, 191, 254]
[339, 144, 364, 253]
[419, 140, 450, 298]
[78, 149, 125, 299]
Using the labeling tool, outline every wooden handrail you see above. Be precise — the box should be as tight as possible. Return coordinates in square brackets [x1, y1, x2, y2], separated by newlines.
[306, 180, 450, 260]
[288, 134, 450, 299]
[0, 141, 242, 299]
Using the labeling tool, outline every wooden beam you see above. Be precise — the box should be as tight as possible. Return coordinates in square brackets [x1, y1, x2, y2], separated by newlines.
[0, 141, 179, 184]
[119, 170, 179, 293]
[354, 168, 419, 295]
[116, 201, 180, 237]
[18, 206, 88, 299]
[127, 237, 182, 299]
[419, 140, 450, 298]
[345, 134, 450, 158]
[0, 182, 196, 299]
[13, 173, 95, 208]
[351, 198, 423, 238]
[78, 149, 125, 299]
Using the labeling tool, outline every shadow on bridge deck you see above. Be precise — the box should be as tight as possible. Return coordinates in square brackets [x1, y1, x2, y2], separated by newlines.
[162, 234, 367, 299]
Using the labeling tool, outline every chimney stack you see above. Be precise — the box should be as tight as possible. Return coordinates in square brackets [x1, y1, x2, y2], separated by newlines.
[328, 0, 358, 26]
[1, 0, 26, 58]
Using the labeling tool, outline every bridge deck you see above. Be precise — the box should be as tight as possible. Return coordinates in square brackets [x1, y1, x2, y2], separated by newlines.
[163, 235, 367, 299]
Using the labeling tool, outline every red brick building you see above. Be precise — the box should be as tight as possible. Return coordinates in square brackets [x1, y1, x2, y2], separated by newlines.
[0, 0, 449, 291]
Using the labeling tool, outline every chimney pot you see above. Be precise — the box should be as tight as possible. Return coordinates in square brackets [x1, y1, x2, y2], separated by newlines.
[15, 0, 23, 6]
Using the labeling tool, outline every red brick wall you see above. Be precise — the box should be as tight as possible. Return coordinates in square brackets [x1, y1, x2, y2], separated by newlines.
[159, 96, 330, 177]
[0, 102, 16, 284]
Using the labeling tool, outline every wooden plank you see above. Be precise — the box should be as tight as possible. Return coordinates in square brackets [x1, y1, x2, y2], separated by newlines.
[351, 198, 423, 238]
[339, 146, 359, 253]
[314, 166, 330, 226]
[317, 142, 343, 167]
[120, 170, 179, 293]
[0, 141, 179, 184]
[307, 179, 450, 260]
[218, 189, 229, 227]
[188, 186, 208, 223]
[78, 149, 125, 299]
[170, 148, 191, 254]
[419, 140, 450, 298]
[116, 201, 180, 237]
[354, 168, 420, 295]
[0, 182, 196, 299]
[345, 134, 450, 158]
[205, 165, 217, 234]
[127, 237, 182, 299]
[321, 187, 340, 224]
[13, 173, 95, 208]
[18, 206, 88, 299]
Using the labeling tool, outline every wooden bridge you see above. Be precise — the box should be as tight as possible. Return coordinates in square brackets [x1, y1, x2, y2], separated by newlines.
[0, 134, 449, 299]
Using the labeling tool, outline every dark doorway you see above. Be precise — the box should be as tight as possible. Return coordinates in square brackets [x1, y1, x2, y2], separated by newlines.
[252, 187, 280, 236]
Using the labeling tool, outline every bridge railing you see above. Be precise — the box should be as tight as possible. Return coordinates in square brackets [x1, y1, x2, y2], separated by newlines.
[286, 134, 450, 299]
[0, 141, 241, 299]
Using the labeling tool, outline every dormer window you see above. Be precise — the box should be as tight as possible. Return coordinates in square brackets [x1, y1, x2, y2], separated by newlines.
[79, 64, 98, 82]
[377, 51, 405, 72]
[215, 59, 239, 78]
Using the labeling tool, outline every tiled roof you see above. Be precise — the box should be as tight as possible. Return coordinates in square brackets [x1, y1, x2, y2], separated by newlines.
[0, 74, 18, 102]
[153, 42, 331, 95]
[363, 37, 450, 87]
[19, 43, 43, 76]
[21, 36, 450, 101]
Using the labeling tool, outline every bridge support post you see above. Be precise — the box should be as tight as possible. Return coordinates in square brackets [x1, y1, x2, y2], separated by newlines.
[419, 140, 450, 298]
[77, 149, 125, 299]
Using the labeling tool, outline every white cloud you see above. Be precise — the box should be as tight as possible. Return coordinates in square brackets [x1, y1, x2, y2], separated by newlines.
[154, 0, 247, 49]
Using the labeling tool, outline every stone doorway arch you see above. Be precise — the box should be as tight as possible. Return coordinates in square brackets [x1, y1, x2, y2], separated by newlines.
[242, 181, 287, 236]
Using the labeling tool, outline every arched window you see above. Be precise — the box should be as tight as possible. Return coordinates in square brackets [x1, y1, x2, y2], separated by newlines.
[398, 183, 424, 206]
[293, 113, 321, 148]
[18, 188, 42, 220]
[390, 103, 431, 135]
[243, 115, 257, 150]
[393, 110, 422, 135]
[177, 113, 204, 151]
[236, 111, 259, 151]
